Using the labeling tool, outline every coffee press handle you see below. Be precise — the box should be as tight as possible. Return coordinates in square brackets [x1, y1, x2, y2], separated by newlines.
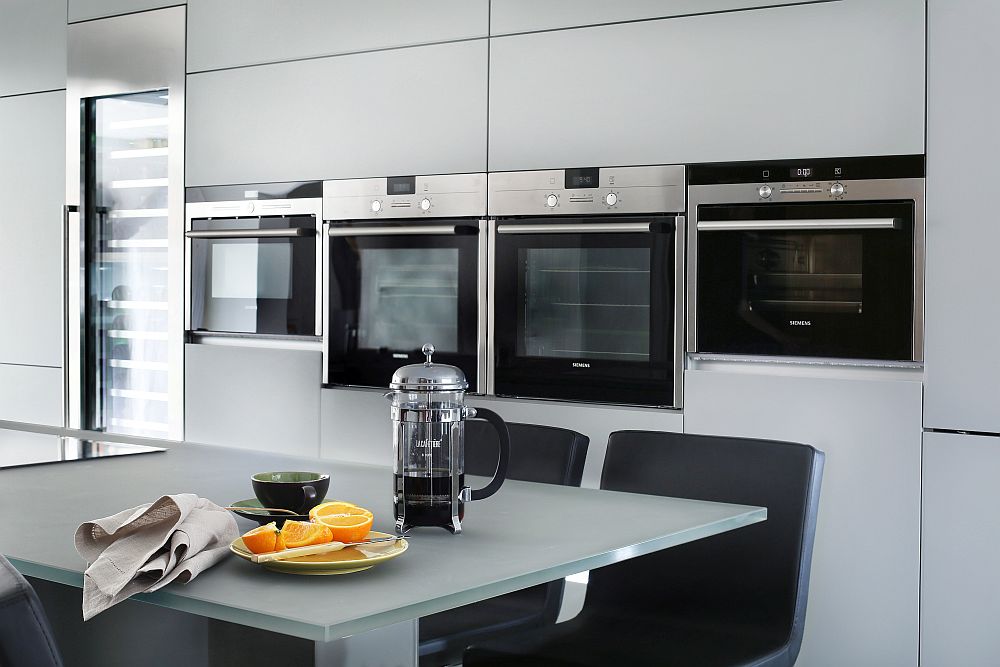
[468, 407, 510, 501]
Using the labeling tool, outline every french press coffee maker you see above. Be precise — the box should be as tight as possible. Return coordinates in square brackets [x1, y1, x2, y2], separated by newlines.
[386, 344, 511, 534]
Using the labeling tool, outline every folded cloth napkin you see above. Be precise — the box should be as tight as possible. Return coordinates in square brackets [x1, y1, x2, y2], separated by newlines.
[74, 493, 238, 620]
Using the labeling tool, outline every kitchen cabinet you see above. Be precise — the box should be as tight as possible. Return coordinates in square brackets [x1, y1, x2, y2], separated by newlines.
[187, 0, 488, 72]
[185, 344, 321, 457]
[921, 431, 1000, 666]
[68, 0, 182, 23]
[490, 0, 822, 35]
[186, 40, 487, 186]
[0, 0, 66, 97]
[0, 365, 62, 426]
[924, 0, 1000, 433]
[0, 91, 65, 369]
[684, 369, 922, 666]
[488, 0, 924, 171]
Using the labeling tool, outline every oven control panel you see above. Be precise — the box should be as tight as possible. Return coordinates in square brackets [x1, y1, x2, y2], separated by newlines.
[488, 165, 686, 216]
[757, 181, 848, 201]
[324, 173, 486, 221]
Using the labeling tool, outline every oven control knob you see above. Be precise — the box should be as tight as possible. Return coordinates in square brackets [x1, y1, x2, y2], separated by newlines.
[605, 192, 618, 207]
[370, 200, 382, 213]
[244, 201, 255, 215]
[546, 194, 559, 208]
[420, 198, 431, 211]
[758, 185, 772, 199]
[830, 182, 845, 197]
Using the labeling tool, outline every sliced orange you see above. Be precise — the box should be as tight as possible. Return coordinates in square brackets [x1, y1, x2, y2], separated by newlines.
[279, 520, 333, 548]
[241, 521, 280, 554]
[308, 501, 373, 521]
[309, 502, 374, 543]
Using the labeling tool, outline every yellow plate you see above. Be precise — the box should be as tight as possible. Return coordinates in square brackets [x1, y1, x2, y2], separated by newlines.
[230, 531, 408, 575]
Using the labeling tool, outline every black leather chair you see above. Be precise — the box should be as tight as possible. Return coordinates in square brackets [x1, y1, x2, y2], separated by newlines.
[464, 430, 825, 667]
[0, 556, 64, 667]
[418, 420, 589, 667]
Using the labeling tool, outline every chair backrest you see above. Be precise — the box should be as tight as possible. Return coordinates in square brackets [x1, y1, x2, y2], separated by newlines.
[465, 420, 589, 486]
[588, 431, 824, 658]
[0, 556, 63, 667]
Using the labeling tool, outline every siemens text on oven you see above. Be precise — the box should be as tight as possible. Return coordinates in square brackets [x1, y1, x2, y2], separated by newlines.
[789, 320, 812, 326]
[572, 362, 591, 368]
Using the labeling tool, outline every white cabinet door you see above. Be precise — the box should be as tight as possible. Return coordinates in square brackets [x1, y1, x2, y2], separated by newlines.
[186, 40, 488, 186]
[0, 365, 62, 426]
[684, 369, 922, 666]
[489, 0, 924, 170]
[69, 0, 182, 23]
[0, 0, 66, 97]
[185, 344, 321, 457]
[188, 0, 488, 72]
[0, 91, 65, 369]
[921, 431, 1000, 666]
[924, 0, 1000, 433]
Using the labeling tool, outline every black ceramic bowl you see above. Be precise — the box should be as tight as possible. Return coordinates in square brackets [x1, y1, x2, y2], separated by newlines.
[251, 471, 330, 515]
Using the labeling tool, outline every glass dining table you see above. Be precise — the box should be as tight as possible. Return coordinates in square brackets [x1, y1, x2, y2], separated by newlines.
[0, 420, 765, 666]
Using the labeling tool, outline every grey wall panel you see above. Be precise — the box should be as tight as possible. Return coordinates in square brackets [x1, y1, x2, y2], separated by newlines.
[924, 0, 1000, 433]
[684, 369, 921, 666]
[186, 40, 488, 186]
[921, 431, 1000, 666]
[0, 364, 62, 426]
[488, 0, 924, 170]
[185, 344, 321, 457]
[0, 0, 66, 96]
[68, 0, 182, 23]
[187, 0, 488, 72]
[0, 91, 65, 368]
[490, 0, 831, 35]
[320, 389, 683, 488]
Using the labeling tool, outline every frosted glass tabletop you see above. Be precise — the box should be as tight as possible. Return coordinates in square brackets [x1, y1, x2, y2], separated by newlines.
[0, 422, 765, 642]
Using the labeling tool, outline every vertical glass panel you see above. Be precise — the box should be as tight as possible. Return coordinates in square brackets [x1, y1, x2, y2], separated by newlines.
[358, 248, 459, 352]
[518, 247, 650, 361]
[89, 90, 170, 437]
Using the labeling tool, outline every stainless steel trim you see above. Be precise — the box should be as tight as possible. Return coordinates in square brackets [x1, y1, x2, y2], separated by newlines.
[323, 173, 487, 221]
[327, 224, 475, 237]
[476, 218, 489, 395]
[696, 218, 898, 231]
[184, 228, 313, 239]
[191, 333, 323, 352]
[496, 222, 655, 234]
[486, 219, 497, 396]
[673, 216, 686, 409]
[62, 205, 79, 428]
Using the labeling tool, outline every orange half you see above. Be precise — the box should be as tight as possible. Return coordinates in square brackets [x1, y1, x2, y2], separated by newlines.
[309, 501, 374, 543]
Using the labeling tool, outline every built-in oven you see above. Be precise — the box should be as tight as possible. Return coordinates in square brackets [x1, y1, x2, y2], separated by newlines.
[324, 173, 487, 391]
[185, 182, 323, 338]
[488, 166, 685, 408]
[688, 155, 925, 362]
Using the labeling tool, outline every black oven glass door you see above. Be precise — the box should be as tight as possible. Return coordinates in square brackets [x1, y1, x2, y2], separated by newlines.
[696, 201, 914, 359]
[189, 216, 317, 335]
[493, 217, 677, 407]
[327, 222, 480, 390]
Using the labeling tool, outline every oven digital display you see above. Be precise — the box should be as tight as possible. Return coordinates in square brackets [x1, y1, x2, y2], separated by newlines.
[789, 167, 814, 179]
[565, 168, 600, 189]
[387, 176, 416, 195]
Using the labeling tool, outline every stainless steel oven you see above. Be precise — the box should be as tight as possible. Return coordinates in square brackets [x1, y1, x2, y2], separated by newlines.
[324, 173, 487, 391]
[185, 182, 323, 338]
[688, 156, 925, 362]
[488, 166, 685, 408]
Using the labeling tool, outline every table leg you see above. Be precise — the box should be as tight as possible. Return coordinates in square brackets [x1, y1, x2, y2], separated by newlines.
[314, 619, 418, 667]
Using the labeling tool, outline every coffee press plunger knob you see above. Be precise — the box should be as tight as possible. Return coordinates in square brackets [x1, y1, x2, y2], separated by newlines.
[422, 343, 435, 365]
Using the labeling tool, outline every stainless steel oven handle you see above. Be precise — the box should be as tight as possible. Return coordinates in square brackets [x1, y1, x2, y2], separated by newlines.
[328, 224, 478, 236]
[185, 228, 314, 239]
[496, 222, 659, 234]
[696, 218, 898, 231]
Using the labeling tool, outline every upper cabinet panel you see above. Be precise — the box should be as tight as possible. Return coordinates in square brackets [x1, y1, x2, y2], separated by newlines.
[69, 0, 183, 23]
[490, 0, 825, 35]
[0, 0, 66, 96]
[186, 40, 488, 186]
[488, 0, 924, 170]
[187, 0, 488, 72]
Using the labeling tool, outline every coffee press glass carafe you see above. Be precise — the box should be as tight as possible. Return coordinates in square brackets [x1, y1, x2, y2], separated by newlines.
[387, 344, 510, 534]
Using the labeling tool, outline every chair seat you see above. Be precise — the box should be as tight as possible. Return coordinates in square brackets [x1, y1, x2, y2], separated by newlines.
[420, 584, 551, 646]
[465, 607, 793, 667]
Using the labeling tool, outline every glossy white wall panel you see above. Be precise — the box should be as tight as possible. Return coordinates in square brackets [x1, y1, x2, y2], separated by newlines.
[186, 40, 488, 186]
[924, 0, 1000, 433]
[185, 344, 321, 457]
[684, 369, 921, 666]
[0, 364, 63, 426]
[921, 431, 1000, 666]
[489, 0, 924, 170]
[490, 0, 826, 35]
[0, 91, 65, 368]
[0, 0, 66, 97]
[68, 0, 182, 23]
[188, 0, 488, 72]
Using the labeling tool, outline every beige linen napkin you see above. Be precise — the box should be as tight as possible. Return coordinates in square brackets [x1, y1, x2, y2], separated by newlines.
[74, 493, 238, 620]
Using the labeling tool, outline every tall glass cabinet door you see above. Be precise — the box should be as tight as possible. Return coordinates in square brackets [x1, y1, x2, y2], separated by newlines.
[84, 91, 171, 436]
